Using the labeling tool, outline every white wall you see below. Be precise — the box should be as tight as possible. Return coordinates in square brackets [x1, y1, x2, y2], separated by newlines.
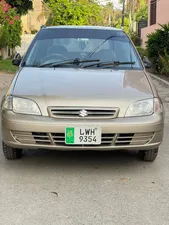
[15, 34, 36, 56]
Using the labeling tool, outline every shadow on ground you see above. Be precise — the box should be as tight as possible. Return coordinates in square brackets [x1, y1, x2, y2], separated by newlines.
[1, 149, 149, 172]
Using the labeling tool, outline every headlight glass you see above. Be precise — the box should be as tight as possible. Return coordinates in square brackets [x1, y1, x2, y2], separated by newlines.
[13, 97, 41, 115]
[2, 96, 41, 115]
[125, 99, 154, 117]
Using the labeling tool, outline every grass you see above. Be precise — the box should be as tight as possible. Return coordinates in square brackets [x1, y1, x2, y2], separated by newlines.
[0, 59, 18, 74]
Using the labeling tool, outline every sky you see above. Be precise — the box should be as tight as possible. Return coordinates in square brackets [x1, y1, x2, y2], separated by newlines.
[98, 0, 121, 9]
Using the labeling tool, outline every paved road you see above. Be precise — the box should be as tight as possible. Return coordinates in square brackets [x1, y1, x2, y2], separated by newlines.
[0, 76, 169, 225]
[0, 72, 14, 90]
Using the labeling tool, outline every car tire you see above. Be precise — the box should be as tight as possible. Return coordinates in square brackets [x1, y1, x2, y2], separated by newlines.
[2, 142, 23, 160]
[139, 148, 158, 162]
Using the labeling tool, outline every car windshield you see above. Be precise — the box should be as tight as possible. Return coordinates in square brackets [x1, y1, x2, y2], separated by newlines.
[23, 28, 143, 70]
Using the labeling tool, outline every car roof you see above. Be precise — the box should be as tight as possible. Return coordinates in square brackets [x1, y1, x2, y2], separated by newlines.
[43, 25, 122, 31]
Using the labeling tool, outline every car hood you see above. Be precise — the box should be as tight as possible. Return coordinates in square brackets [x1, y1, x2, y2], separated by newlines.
[12, 68, 153, 117]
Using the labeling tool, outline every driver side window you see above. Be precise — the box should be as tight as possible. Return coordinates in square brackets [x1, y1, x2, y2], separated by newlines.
[26, 39, 54, 65]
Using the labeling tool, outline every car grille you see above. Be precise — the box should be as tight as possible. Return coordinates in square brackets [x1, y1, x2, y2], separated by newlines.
[51, 133, 115, 146]
[115, 133, 154, 146]
[48, 107, 119, 119]
[12, 131, 154, 147]
[12, 131, 51, 145]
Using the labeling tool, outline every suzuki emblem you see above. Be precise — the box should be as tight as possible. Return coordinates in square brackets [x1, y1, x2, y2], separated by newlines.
[79, 109, 88, 117]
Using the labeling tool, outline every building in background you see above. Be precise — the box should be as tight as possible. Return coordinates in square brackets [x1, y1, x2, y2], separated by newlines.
[22, 0, 46, 33]
[141, 0, 169, 47]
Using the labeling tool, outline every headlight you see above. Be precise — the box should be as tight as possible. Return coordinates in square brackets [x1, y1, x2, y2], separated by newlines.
[2, 95, 13, 110]
[2, 96, 41, 115]
[125, 99, 154, 117]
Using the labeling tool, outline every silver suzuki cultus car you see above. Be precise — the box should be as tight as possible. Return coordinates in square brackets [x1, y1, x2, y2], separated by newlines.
[1, 26, 164, 161]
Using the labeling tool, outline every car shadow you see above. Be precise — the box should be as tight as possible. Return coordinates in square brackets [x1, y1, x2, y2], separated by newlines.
[6, 149, 148, 172]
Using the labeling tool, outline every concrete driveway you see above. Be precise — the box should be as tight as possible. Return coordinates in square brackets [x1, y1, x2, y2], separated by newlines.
[0, 75, 169, 225]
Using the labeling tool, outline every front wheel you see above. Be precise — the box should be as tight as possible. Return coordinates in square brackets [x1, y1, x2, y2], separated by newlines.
[139, 148, 158, 162]
[2, 142, 23, 160]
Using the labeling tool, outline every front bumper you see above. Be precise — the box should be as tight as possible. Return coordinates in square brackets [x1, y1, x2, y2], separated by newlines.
[1, 111, 164, 151]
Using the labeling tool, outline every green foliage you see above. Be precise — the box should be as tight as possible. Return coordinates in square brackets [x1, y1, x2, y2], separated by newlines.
[130, 32, 142, 46]
[5, 0, 32, 15]
[41, 0, 148, 37]
[46, 0, 104, 26]
[118, 0, 148, 36]
[0, 1, 22, 51]
[159, 50, 169, 75]
[136, 46, 147, 59]
[5, 17, 22, 49]
[102, 2, 114, 26]
[123, 18, 130, 34]
[0, 27, 8, 49]
[135, 5, 148, 22]
[146, 23, 169, 72]
[115, 17, 130, 34]
[0, 59, 18, 73]
[31, 29, 38, 34]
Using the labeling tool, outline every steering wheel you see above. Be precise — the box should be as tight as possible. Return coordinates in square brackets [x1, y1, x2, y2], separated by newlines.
[41, 54, 68, 64]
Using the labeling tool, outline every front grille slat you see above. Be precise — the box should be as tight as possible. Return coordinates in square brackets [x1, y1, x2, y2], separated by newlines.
[115, 133, 154, 146]
[48, 107, 119, 119]
[102, 137, 114, 139]
[51, 111, 80, 114]
[115, 133, 133, 146]
[12, 131, 52, 145]
[117, 136, 135, 139]
[52, 136, 65, 138]
[87, 111, 116, 115]
[51, 133, 115, 146]
[54, 140, 65, 143]
[131, 138, 152, 141]
[33, 140, 51, 143]
[11, 131, 154, 147]
[116, 140, 133, 143]
[101, 141, 113, 144]
[32, 132, 51, 145]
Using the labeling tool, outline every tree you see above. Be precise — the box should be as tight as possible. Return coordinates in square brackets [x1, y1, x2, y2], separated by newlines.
[37, 2, 51, 22]
[135, 5, 148, 22]
[119, 0, 147, 12]
[146, 23, 169, 72]
[0, 0, 22, 52]
[40, 0, 148, 34]
[5, 0, 32, 15]
[130, 32, 142, 46]
[118, 0, 148, 34]
[102, 2, 114, 26]
[45, 0, 104, 26]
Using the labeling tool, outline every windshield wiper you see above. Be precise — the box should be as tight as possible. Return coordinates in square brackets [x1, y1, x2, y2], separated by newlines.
[81, 35, 116, 64]
[82, 61, 135, 68]
[39, 58, 100, 68]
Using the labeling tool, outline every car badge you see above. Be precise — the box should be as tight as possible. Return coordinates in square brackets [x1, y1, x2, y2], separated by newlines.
[79, 109, 88, 117]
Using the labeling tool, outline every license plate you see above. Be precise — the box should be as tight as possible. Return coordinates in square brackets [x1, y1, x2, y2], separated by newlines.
[65, 127, 101, 145]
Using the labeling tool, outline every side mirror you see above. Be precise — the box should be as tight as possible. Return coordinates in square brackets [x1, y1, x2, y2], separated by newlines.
[142, 56, 152, 69]
[144, 62, 151, 69]
[12, 53, 22, 66]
